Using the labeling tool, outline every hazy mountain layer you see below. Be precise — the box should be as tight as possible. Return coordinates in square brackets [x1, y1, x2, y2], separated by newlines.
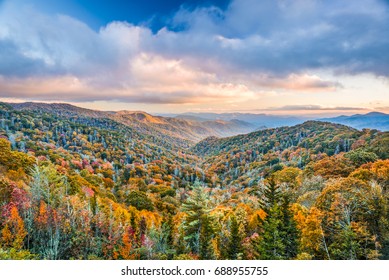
[8, 103, 257, 145]
[319, 112, 389, 131]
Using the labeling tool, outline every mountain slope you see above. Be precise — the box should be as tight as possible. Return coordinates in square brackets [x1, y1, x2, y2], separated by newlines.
[176, 112, 306, 128]
[111, 111, 256, 144]
[9, 102, 110, 119]
[320, 112, 389, 131]
[193, 121, 388, 186]
[193, 121, 361, 157]
[0, 103, 388, 260]
[7, 102, 257, 145]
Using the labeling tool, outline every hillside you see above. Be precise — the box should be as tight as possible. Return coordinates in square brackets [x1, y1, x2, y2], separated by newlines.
[0, 103, 388, 261]
[194, 121, 388, 185]
[176, 112, 306, 128]
[111, 111, 256, 144]
[320, 112, 389, 131]
[9, 102, 111, 119]
[194, 121, 363, 157]
[7, 103, 257, 146]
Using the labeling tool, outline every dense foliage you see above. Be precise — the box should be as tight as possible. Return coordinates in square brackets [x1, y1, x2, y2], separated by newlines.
[0, 103, 388, 260]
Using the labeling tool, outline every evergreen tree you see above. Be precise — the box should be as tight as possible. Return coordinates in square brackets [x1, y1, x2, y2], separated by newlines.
[164, 215, 174, 249]
[280, 196, 299, 259]
[258, 204, 286, 259]
[259, 177, 281, 213]
[199, 214, 215, 259]
[256, 178, 300, 259]
[181, 181, 213, 256]
[228, 215, 242, 259]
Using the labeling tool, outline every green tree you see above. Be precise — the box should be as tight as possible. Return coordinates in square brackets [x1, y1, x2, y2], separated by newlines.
[181, 182, 213, 256]
[256, 178, 300, 259]
[345, 149, 378, 166]
[28, 163, 70, 260]
[199, 214, 215, 259]
[280, 196, 299, 259]
[257, 204, 286, 259]
[126, 191, 154, 211]
[259, 177, 281, 213]
[227, 215, 242, 259]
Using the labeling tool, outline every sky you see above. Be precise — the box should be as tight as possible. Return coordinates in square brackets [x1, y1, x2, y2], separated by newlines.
[0, 0, 388, 116]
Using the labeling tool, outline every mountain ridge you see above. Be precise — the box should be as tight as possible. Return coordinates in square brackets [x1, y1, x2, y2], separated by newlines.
[5, 102, 389, 146]
[319, 111, 389, 131]
[0, 101, 388, 260]
[4, 102, 257, 145]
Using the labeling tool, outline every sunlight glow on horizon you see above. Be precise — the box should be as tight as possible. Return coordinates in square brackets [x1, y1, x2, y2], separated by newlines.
[0, 0, 388, 116]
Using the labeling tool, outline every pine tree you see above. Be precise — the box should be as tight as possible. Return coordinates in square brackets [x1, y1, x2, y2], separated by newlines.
[164, 215, 174, 249]
[228, 215, 242, 259]
[258, 204, 286, 259]
[256, 177, 300, 259]
[280, 196, 299, 259]
[181, 181, 212, 256]
[199, 214, 215, 259]
[148, 215, 175, 259]
[259, 177, 281, 213]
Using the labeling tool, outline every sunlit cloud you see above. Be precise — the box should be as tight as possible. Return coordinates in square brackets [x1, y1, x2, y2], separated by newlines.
[374, 106, 389, 113]
[0, 53, 255, 104]
[247, 74, 342, 92]
[0, 0, 388, 112]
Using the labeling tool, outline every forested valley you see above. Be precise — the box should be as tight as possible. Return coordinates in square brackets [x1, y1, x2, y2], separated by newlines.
[0, 102, 388, 260]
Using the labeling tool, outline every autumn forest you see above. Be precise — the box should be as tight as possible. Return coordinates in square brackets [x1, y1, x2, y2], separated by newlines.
[0, 102, 388, 260]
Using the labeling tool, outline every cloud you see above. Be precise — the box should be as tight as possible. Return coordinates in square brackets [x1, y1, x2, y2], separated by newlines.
[248, 74, 342, 92]
[0, 53, 255, 104]
[0, 3, 148, 77]
[0, 0, 388, 104]
[160, 0, 389, 76]
[374, 106, 389, 112]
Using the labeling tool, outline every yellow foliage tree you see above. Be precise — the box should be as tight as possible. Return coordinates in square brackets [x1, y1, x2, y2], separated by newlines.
[1, 206, 27, 250]
[293, 205, 325, 259]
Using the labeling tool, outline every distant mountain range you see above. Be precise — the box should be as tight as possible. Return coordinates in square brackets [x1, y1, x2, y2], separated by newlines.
[6, 102, 256, 145]
[170, 112, 306, 128]
[174, 111, 389, 132]
[319, 112, 389, 131]
[5, 102, 388, 148]
[111, 111, 256, 143]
